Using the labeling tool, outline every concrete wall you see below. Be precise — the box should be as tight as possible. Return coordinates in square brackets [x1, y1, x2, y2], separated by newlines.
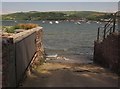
[2, 27, 45, 87]
[94, 32, 120, 75]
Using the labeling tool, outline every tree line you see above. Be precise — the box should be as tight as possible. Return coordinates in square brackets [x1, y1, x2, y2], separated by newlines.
[2, 11, 113, 21]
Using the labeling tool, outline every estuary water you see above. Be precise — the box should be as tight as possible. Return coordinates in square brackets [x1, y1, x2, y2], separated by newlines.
[2, 20, 105, 61]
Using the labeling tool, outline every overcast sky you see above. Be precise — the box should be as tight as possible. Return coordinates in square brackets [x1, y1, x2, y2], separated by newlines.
[2, 2, 119, 14]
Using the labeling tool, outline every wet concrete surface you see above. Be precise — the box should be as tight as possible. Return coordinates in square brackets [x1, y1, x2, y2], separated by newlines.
[21, 56, 119, 87]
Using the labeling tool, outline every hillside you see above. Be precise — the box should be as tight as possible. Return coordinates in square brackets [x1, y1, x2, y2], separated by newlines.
[2, 11, 112, 21]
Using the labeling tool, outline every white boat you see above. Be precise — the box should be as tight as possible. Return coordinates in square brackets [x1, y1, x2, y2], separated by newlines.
[75, 22, 81, 25]
[14, 20, 17, 23]
[86, 21, 91, 24]
[49, 21, 53, 24]
[42, 21, 45, 24]
[55, 21, 59, 24]
[66, 20, 69, 22]
[77, 22, 81, 25]
[96, 21, 99, 24]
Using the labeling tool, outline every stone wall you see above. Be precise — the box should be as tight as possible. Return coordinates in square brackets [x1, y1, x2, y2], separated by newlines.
[28, 27, 45, 75]
[2, 27, 45, 87]
[94, 32, 120, 75]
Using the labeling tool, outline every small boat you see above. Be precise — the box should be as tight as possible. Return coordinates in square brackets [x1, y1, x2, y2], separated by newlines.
[49, 21, 53, 24]
[66, 20, 69, 22]
[55, 21, 59, 24]
[42, 21, 45, 24]
[96, 21, 99, 24]
[14, 20, 17, 23]
[75, 22, 81, 25]
[86, 21, 91, 24]
[77, 22, 81, 25]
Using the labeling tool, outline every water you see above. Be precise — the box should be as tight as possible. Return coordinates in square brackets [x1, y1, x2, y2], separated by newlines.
[2, 20, 105, 60]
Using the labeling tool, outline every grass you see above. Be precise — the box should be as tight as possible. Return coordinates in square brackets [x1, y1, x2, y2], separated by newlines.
[2, 23, 39, 33]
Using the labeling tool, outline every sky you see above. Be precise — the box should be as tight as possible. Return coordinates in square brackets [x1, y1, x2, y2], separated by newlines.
[2, 2, 119, 14]
[1, 0, 120, 2]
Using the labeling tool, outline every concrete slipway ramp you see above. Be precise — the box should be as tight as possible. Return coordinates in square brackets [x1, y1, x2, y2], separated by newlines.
[21, 55, 119, 88]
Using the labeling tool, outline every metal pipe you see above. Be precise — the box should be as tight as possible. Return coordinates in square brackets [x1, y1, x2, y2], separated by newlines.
[103, 24, 107, 39]
[97, 27, 100, 41]
[113, 13, 116, 32]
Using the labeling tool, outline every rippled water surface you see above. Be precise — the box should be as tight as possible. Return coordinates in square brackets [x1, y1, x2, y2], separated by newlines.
[2, 20, 105, 59]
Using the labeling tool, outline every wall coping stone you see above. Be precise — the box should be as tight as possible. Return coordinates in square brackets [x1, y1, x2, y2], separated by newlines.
[2, 27, 43, 43]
